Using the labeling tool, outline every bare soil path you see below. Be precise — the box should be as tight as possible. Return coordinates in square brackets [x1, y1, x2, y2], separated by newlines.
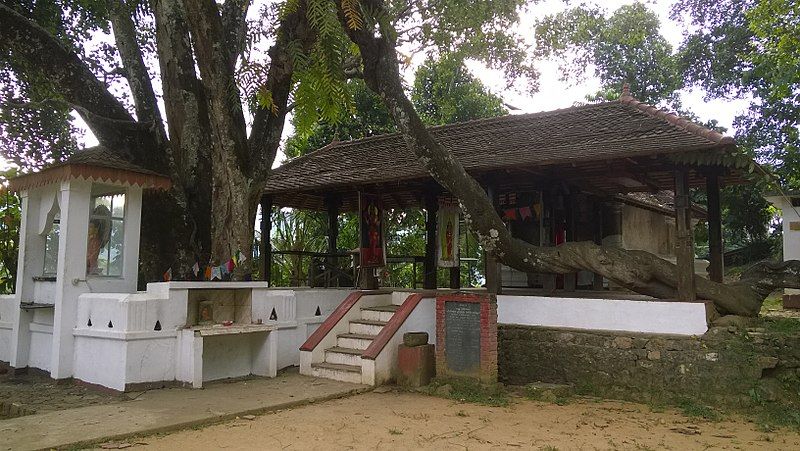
[132, 391, 800, 450]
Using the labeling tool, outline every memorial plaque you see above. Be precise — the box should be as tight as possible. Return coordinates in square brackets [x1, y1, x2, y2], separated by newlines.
[444, 301, 481, 373]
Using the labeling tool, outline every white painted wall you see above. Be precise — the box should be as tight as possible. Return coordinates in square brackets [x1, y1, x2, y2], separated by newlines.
[0, 295, 13, 363]
[368, 296, 437, 386]
[497, 295, 709, 335]
[767, 196, 800, 296]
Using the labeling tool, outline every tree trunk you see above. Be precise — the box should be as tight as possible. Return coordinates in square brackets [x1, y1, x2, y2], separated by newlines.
[334, 0, 800, 317]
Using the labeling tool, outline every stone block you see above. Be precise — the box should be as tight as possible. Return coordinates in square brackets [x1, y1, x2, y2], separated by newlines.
[613, 336, 633, 349]
[398, 344, 435, 387]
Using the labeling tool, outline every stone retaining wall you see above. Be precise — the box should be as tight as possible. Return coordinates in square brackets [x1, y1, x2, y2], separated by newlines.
[499, 323, 800, 407]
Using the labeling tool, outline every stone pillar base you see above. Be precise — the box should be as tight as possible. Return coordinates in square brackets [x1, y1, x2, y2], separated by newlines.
[397, 344, 435, 387]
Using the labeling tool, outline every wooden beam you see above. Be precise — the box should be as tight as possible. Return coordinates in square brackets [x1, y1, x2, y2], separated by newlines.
[674, 167, 697, 301]
[423, 194, 438, 290]
[706, 168, 724, 283]
[260, 195, 273, 284]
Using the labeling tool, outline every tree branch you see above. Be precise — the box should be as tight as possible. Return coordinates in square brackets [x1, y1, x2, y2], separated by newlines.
[107, 0, 167, 143]
[248, 2, 315, 181]
[0, 3, 162, 168]
[221, 0, 250, 67]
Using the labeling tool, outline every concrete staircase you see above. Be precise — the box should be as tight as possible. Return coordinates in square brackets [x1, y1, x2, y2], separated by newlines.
[309, 304, 399, 383]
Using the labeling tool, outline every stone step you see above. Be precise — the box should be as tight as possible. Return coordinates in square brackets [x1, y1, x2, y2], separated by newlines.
[349, 319, 387, 335]
[324, 346, 363, 366]
[337, 333, 376, 351]
[361, 304, 400, 322]
[310, 362, 362, 384]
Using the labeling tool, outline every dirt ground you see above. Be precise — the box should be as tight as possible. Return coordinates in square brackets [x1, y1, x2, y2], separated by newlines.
[125, 391, 799, 450]
[0, 370, 126, 418]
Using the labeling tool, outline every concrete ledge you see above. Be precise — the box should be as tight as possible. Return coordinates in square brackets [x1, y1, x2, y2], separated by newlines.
[0, 373, 369, 451]
[73, 328, 178, 341]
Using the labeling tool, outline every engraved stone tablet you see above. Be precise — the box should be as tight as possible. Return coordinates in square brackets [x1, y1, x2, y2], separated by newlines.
[444, 301, 481, 374]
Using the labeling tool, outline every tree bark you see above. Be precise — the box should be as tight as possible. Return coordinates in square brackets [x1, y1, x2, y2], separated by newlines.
[333, 0, 799, 317]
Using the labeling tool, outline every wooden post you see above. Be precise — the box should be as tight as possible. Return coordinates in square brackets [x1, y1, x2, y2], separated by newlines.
[674, 167, 697, 301]
[324, 195, 340, 287]
[260, 195, 272, 285]
[423, 194, 438, 290]
[705, 169, 724, 283]
[449, 266, 460, 290]
[485, 185, 501, 294]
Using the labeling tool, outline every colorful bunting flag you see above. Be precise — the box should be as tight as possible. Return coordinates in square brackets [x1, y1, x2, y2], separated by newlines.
[238, 250, 247, 263]
[211, 266, 222, 280]
[204, 266, 212, 281]
[226, 259, 235, 273]
[503, 209, 517, 220]
[192, 262, 200, 277]
[519, 206, 532, 221]
[163, 268, 172, 282]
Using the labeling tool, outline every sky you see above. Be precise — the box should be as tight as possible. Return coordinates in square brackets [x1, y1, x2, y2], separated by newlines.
[71, 0, 752, 155]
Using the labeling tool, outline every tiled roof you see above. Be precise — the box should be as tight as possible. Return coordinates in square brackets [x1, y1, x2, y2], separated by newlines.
[9, 146, 171, 191]
[264, 97, 736, 195]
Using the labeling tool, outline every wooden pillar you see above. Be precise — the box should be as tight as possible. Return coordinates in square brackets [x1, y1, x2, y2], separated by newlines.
[449, 266, 460, 290]
[260, 195, 272, 285]
[423, 194, 438, 290]
[324, 195, 340, 287]
[705, 169, 724, 283]
[674, 167, 696, 301]
[485, 185, 501, 294]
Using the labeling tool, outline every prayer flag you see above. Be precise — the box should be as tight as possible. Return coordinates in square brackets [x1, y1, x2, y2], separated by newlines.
[226, 259, 235, 273]
[503, 209, 517, 220]
[204, 266, 212, 281]
[533, 203, 542, 219]
[192, 262, 200, 277]
[238, 250, 247, 263]
[519, 206, 532, 220]
[211, 266, 222, 280]
[163, 268, 172, 282]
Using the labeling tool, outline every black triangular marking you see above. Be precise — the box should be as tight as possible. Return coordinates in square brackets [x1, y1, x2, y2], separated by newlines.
[269, 308, 277, 321]
[315, 306, 321, 316]
[87, 318, 92, 327]
[154, 320, 162, 331]
[107, 321, 113, 328]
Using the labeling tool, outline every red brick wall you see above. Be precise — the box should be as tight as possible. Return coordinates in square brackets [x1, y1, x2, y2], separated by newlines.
[436, 293, 497, 383]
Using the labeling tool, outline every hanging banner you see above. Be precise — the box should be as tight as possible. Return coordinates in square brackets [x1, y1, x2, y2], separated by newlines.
[359, 192, 386, 267]
[437, 202, 460, 268]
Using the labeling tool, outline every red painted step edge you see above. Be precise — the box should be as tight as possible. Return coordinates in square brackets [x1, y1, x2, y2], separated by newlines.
[299, 290, 387, 352]
[361, 293, 426, 360]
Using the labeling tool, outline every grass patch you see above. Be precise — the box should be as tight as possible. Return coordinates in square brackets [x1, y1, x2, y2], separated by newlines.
[524, 384, 574, 405]
[388, 428, 403, 435]
[425, 378, 509, 407]
[760, 317, 800, 335]
[677, 399, 722, 421]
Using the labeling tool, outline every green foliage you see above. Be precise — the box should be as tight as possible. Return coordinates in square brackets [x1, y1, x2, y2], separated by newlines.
[674, 0, 800, 189]
[535, 3, 683, 105]
[0, 169, 20, 294]
[676, 398, 723, 421]
[426, 378, 509, 407]
[411, 55, 507, 126]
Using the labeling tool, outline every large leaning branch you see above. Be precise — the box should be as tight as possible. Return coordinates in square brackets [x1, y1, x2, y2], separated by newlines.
[334, 0, 800, 317]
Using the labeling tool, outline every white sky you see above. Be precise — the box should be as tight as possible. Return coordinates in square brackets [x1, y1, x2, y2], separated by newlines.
[71, 0, 751, 154]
